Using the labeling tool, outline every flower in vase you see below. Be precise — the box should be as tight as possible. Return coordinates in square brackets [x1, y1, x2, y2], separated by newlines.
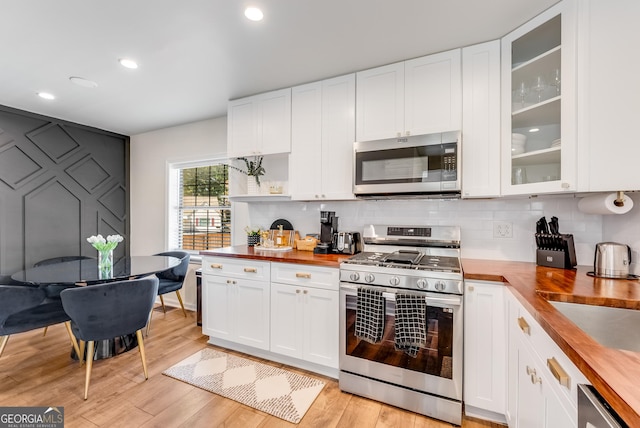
[87, 234, 124, 252]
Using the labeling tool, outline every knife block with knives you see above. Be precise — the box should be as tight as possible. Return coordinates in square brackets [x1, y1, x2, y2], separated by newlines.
[535, 216, 577, 269]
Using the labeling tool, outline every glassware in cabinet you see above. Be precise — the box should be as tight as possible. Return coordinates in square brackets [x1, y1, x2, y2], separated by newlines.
[504, 8, 569, 191]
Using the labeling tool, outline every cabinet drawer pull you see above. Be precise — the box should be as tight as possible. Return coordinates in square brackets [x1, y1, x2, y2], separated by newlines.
[517, 317, 530, 335]
[244, 267, 258, 273]
[296, 272, 311, 279]
[547, 357, 570, 389]
[526, 366, 542, 384]
[210, 263, 223, 269]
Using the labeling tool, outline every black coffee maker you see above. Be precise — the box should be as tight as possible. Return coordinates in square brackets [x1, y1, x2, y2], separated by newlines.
[314, 211, 338, 254]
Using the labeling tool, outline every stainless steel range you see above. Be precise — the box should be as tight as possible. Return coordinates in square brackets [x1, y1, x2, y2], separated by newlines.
[339, 224, 463, 425]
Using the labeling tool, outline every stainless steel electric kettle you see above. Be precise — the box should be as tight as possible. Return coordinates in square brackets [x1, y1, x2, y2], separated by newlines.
[594, 242, 631, 278]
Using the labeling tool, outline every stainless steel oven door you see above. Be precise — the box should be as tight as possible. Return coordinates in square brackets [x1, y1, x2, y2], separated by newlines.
[339, 282, 463, 401]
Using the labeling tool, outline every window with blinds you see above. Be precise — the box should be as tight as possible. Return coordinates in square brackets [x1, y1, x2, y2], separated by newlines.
[178, 164, 231, 251]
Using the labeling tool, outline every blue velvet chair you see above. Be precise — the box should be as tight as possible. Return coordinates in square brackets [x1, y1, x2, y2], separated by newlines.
[60, 277, 159, 400]
[0, 284, 81, 360]
[153, 251, 190, 317]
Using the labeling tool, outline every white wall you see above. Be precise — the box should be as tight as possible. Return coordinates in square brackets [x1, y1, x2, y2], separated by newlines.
[130, 117, 228, 310]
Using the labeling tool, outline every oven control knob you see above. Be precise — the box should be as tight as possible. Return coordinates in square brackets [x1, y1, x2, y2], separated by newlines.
[364, 274, 375, 283]
[349, 272, 360, 281]
[389, 276, 400, 286]
[435, 281, 446, 291]
[416, 279, 428, 289]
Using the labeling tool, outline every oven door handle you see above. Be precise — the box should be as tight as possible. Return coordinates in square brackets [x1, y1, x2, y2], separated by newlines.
[340, 285, 398, 301]
[425, 296, 462, 307]
[340, 283, 462, 307]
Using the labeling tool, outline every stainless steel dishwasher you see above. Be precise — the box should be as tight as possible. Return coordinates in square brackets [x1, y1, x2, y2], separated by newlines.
[578, 384, 628, 428]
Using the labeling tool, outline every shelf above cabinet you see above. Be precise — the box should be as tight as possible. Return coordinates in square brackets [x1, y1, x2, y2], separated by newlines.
[512, 146, 560, 166]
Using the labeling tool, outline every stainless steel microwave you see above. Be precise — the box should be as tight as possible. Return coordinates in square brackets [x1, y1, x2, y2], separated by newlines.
[353, 131, 460, 198]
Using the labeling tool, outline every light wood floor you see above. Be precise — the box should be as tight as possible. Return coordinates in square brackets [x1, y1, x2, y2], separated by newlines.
[0, 307, 504, 428]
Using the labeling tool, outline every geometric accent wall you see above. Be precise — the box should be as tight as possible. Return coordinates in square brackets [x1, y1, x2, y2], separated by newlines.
[0, 105, 129, 276]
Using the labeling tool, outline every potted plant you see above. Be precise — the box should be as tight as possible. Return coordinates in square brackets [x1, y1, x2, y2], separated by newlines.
[229, 156, 265, 195]
[244, 226, 262, 247]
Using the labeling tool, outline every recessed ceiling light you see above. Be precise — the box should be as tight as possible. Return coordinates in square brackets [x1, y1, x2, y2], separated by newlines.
[529, 128, 540, 133]
[244, 7, 264, 21]
[37, 92, 55, 100]
[69, 76, 98, 88]
[119, 58, 138, 69]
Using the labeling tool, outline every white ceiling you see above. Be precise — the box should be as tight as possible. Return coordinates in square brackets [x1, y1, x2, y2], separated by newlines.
[0, 0, 559, 136]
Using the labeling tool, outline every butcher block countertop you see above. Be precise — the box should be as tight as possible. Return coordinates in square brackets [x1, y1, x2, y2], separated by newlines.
[200, 245, 353, 267]
[463, 258, 640, 426]
[200, 248, 640, 425]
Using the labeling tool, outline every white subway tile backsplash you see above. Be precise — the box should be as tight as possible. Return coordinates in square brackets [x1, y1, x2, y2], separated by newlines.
[244, 194, 621, 266]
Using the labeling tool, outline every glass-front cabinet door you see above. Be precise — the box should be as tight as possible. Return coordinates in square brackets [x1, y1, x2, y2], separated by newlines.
[501, 0, 577, 195]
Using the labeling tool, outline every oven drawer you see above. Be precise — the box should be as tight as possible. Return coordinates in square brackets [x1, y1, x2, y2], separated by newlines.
[271, 263, 338, 291]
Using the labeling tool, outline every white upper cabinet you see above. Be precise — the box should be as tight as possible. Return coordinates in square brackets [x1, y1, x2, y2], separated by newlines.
[501, 0, 577, 196]
[356, 62, 404, 142]
[290, 82, 322, 199]
[461, 40, 501, 198]
[227, 88, 292, 158]
[576, 0, 640, 192]
[356, 49, 461, 142]
[290, 74, 356, 200]
[405, 50, 462, 136]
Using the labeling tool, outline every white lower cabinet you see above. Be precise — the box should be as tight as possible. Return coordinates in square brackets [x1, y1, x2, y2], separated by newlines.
[270, 263, 339, 369]
[201, 257, 271, 350]
[464, 281, 507, 422]
[506, 289, 588, 428]
[201, 257, 339, 375]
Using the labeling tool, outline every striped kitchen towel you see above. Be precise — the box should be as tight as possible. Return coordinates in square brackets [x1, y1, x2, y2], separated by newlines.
[355, 287, 385, 343]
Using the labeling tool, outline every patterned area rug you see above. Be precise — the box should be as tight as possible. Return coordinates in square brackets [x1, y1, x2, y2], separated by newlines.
[162, 348, 325, 424]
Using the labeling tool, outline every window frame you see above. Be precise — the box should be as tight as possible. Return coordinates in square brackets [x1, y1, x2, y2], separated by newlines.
[167, 157, 232, 260]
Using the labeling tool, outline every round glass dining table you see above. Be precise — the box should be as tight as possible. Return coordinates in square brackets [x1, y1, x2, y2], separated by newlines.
[11, 255, 181, 360]
[11, 255, 180, 285]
